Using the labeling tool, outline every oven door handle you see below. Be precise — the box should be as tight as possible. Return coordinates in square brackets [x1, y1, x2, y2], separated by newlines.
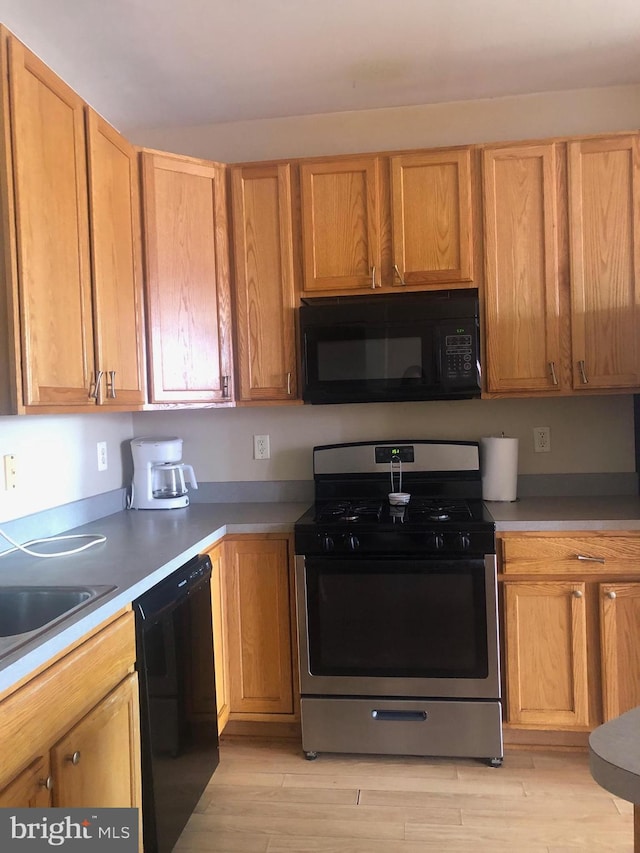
[371, 710, 428, 723]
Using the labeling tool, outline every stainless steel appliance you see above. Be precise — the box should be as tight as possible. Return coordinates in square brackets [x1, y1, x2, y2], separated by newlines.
[134, 554, 219, 853]
[299, 289, 481, 404]
[130, 437, 198, 510]
[294, 440, 502, 766]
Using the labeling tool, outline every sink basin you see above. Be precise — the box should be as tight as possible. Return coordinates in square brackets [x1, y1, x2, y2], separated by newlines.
[0, 585, 116, 638]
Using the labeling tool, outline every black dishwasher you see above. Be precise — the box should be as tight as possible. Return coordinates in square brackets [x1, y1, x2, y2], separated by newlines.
[134, 553, 219, 853]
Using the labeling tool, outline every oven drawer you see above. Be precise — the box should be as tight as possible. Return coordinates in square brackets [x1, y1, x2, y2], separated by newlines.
[500, 533, 640, 575]
[300, 697, 503, 760]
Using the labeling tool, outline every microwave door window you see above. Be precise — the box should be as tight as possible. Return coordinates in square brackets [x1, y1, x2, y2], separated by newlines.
[316, 330, 427, 383]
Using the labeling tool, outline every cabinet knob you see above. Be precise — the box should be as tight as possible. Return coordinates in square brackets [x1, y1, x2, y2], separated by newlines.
[66, 751, 81, 766]
[607, 591, 617, 600]
[573, 589, 584, 599]
[39, 776, 53, 790]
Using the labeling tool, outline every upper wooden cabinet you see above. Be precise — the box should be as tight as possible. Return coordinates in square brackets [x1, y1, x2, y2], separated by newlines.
[86, 109, 146, 407]
[6, 33, 94, 409]
[141, 150, 234, 405]
[300, 156, 382, 293]
[568, 135, 640, 391]
[482, 143, 564, 394]
[483, 132, 640, 398]
[390, 148, 474, 287]
[231, 163, 298, 402]
[0, 29, 146, 413]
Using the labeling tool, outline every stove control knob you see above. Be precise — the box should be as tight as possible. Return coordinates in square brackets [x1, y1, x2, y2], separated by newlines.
[320, 534, 335, 552]
[458, 533, 471, 550]
[433, 533, 445, 550]
[345, 533, 360, 552]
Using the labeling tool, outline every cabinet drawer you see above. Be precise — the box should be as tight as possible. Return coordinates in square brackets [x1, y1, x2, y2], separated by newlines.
[500, 534, 640, 575]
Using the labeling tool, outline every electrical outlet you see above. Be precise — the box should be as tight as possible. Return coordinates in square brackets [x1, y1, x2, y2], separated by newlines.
[253, 434, 270, 460]
[3, 454, 16, 490]
[97, 441, 108, 471]
[533, 426, 551, 453]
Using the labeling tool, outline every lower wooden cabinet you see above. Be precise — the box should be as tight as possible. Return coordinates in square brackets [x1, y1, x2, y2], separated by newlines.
[223, 535, 298, 721]
[207, 541, 231, 733]
[0, 610, 142, 821]
[500, 532, 640, 737]
[503, 580, 589, 727]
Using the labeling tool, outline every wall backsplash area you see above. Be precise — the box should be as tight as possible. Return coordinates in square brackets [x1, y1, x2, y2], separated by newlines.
[0, 394, 635, 527]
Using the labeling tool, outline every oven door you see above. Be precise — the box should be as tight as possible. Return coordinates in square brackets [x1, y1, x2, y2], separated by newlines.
[295, 554, 500, 700]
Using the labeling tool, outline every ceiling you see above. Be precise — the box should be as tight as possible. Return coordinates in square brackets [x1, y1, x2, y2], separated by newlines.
[0, 0, 638, 133]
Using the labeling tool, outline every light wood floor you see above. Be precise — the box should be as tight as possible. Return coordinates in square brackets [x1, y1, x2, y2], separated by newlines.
[175, 737, 633, 852]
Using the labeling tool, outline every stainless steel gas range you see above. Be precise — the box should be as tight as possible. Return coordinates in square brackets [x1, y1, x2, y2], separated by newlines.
[294, 440, 503, 767]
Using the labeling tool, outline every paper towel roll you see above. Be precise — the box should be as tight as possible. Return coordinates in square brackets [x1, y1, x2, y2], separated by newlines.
[480, 436, 519, 502]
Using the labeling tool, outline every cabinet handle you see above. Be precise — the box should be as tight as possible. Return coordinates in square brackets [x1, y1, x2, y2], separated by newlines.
[576, 554, 605, 564]
[371, 266, 377, 289]
[106, 370, 116, 399]
[578, 360, 589, 384]
[88, 370, 104, 400]
[287, 372, 292, 395]
[39, 776, 53, 790]
[573, 589, 584, 599]
[65, 751, 81, 766]
[549, 361, 558, 386]
[393, 264, 406, 286]
[222, 375, 230, 398]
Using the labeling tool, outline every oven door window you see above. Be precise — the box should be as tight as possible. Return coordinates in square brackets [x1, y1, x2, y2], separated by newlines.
[305, 557, 488, 679]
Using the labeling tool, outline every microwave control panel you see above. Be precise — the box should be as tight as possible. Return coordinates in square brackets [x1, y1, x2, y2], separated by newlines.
[443, 324, 478, 383]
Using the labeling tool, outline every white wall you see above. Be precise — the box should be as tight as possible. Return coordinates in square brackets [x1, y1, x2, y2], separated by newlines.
[0, 413, 134, 523]
[129, 84, 640, 162]
[132, 395, 635, 484]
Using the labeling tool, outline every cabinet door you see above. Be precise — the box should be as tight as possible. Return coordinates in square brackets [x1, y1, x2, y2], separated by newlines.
[600, 582, 640, 721]
[300, 156, 381, 293]
[483, 144, 564, 393]
[391, 148, 474, 286]
[209, 542, 230, 732]
[86, 109, 146, 407]
[568, 135, 640, 390]
[51, 674, 141, 809]
[8, 35, 95, 407]
[0, 755, 51, 807]
[504, 581, 589, 727]
[231, 163, 298, 401]
[225, 538, 294, 716]
[141, 151, 233, 404]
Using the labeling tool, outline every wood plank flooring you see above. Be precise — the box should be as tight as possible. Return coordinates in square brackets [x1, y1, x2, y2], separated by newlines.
[174, 737, 633, 852]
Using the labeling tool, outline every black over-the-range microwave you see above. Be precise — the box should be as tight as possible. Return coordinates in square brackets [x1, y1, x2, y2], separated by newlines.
[299, 289, 481, 405]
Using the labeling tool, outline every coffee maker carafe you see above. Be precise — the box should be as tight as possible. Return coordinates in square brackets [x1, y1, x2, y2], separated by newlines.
[130, 437, 198, 509]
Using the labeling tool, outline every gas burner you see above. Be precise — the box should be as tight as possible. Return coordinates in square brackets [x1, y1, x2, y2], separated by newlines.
[409, 500, 473, 523]
[316, 501, 382, 523]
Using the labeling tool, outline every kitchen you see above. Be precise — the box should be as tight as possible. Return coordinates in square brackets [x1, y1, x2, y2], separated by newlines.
[1, 0, 640, 850]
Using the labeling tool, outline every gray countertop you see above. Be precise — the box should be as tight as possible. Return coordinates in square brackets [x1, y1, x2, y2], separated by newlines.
[2, 493, 640, 695]
[487, 496, 640, 531]
[0, 502, 309, 693]
[590, 707, 640, 804]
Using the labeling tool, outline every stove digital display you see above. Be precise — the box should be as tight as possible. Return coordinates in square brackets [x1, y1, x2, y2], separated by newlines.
[375, 445, 415, 463]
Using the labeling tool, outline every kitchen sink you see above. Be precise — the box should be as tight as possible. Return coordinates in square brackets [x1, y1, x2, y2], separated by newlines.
[0, 585, 116, 639]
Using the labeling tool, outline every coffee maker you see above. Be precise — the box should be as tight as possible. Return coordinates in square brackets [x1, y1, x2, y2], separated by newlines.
[130, 437, 198, 510]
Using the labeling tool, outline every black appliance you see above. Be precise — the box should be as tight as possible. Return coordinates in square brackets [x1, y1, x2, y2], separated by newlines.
[134, 554, 219, 853]
[294, 440, 502, 766]
[300, 289, 481, 404]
